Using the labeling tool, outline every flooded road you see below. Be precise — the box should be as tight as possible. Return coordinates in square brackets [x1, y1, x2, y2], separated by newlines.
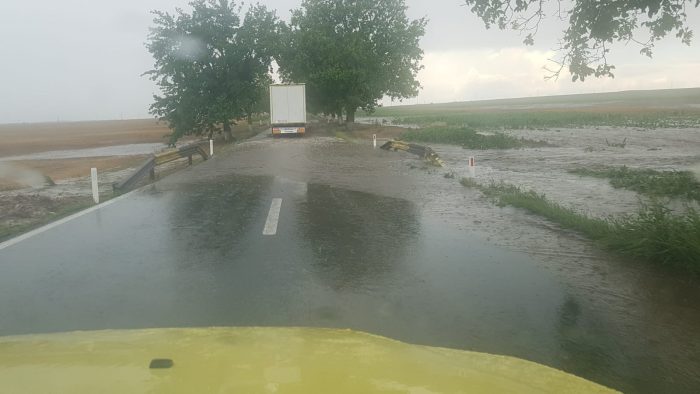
[1, 136, 699, 393]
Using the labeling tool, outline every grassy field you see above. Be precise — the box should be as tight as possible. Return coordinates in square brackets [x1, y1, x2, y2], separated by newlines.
[365, 88, 700, 130]
[569, 166, 700, 201]
[401, 126, 550, 149]
[461, 178, 700, 274]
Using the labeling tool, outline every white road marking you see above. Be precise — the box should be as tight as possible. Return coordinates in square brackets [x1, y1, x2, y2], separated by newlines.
[262, 198, 283, 235]
[0, 190, 138, 252]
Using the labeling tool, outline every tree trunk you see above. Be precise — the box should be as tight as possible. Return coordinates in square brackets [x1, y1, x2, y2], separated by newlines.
[334, 108, 343, 123]
[345, 107, 356, 123]
[223, 120, 232, 142]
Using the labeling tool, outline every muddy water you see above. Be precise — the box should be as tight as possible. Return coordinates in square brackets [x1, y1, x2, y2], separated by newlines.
[435, 127, 700, 217]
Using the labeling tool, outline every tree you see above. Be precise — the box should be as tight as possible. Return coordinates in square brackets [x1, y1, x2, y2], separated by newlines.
[278, 0, 427, 123]
[145, 0, 279, 143]
[464, 0, 698, 81]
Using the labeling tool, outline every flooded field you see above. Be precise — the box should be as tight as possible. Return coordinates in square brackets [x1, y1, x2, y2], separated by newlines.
[438, 126, 700, 217]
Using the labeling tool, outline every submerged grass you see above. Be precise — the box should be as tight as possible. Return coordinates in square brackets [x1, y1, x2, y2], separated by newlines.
[460, 178, 700, 274]
[462, 180, 611, 237]
[401, 126, 550, 149]
[569, 166, 700, 201]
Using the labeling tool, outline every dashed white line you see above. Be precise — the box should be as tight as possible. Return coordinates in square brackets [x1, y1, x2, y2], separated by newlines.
[262, 198, 283, 235]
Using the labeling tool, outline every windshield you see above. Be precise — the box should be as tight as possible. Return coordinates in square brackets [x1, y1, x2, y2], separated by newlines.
[1, 1, 700, 393]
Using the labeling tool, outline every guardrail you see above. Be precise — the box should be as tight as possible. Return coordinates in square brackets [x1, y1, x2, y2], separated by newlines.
[113, 141, 210, 193]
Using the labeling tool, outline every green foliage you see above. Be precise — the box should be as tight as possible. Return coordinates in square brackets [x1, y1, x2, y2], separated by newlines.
[459, 177, 480, 188]
[461, 179, 700, 274]
[401, 127, 550, 149]
[145, 0, 280, 143]
[569, 166, 700, 201]
[277, 0, 426, 122]
[463, 0, 698, 81]
[606, 203, 700, 271]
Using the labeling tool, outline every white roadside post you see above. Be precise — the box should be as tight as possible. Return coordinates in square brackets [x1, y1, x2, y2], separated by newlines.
[468, 157, 476, 178]
[90, 167, 99, 204]
[209, 139, 214, 157]
[373, 134, 377, 148]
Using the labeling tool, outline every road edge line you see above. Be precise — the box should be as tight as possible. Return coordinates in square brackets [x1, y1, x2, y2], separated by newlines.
[0, 190, 138, 251]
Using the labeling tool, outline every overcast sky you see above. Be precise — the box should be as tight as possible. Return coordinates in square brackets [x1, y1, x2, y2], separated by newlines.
[1, 0, 699, 123]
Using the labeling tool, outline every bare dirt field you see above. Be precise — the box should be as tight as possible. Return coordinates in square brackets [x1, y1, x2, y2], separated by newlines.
[0, 119, 169, 157]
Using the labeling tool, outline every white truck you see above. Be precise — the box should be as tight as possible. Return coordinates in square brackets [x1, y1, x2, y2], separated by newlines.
[269, 83, 306, 137]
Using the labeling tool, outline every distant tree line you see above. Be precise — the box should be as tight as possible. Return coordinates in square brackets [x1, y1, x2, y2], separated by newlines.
[145, 0, 426, 142]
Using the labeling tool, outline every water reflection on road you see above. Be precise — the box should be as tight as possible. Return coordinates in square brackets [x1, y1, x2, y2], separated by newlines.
[299, 184, 419, 291]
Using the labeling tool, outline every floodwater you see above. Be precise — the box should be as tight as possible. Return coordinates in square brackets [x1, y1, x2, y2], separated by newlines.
[0, 143, 166, 161]
[1, 136, 699, 393]
[437, 126, 700, 217]
[355, 116, 419, 129]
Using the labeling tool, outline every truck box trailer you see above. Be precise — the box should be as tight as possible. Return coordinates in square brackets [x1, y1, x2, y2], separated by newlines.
[269, 84, 306, 136]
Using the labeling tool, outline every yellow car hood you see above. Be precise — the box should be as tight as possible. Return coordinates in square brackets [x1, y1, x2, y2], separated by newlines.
[0, 327, 616, 393]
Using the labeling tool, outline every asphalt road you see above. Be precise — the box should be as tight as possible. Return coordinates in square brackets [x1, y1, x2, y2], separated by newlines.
[0, 135, 698, 393]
